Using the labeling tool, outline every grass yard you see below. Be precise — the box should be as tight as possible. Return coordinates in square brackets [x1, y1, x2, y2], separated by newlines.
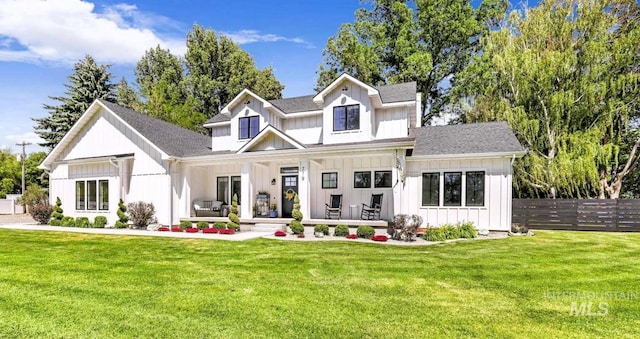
[0, 230, 639, 338]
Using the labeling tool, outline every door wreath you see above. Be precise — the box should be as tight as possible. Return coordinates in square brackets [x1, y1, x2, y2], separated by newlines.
[285, 189, 296, 200]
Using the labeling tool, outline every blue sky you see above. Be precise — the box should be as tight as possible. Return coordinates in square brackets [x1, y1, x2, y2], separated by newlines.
[0, 0, 365, 154]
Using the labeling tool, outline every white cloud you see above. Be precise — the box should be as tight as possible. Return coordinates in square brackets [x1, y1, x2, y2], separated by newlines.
[0, 0, 185, 65]
[5, 131, 45, 146]
[222, 30, 314, 48]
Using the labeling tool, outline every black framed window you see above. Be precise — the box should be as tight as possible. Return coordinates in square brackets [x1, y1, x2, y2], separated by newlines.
[354, 171, 371, 188]
[99, 180, 109, 210]
[217, 177, 229, 205]
[374, 171, 392, 188]
[466, 171, 485, 206]
[75, 181, 85, 210]
[87, 180, 97, 210]
[421, 173, 439, 206]
[333, 104, 360, 131]
[444, 172, 462, 206]
[231, 176, 241, 203]
[239, 116, 260, 139]
[322, 172, 338, 189]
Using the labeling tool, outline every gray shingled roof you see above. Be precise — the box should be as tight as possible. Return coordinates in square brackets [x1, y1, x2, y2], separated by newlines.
[269, 95, 318, 114]
[204, 113, 231, 125]
[377, 82, 416, 103]
[98, 100, 211, 157]
[412, 122, 524, 156]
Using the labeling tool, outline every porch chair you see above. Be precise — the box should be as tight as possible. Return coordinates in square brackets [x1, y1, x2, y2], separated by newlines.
[325, 194, 343, 219]
[361, 193, 383, 220]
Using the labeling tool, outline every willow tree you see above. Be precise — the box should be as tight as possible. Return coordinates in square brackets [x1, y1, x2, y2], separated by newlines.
[459, 0, 640, 198]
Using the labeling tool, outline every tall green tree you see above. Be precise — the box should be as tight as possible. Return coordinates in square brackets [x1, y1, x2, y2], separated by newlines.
[316, 0, 508, 124]
[115, 77, 140, 110]
[33, 55, 115, 149]
[459, 0, 640, 199]
[24, 151, 48, 189]
[184, 24, 284, 118]
[0, 148, 20, 198]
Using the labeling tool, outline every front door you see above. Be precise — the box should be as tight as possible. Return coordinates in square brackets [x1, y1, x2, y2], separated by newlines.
[282, 175, 298, 218]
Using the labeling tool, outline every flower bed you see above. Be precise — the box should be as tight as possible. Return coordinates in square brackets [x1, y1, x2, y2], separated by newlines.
[274, 230, 287, 237]
[171, 226, 183, 232]
[345, 234, 357, 239]
[157, 226, 169, 232]
[184, 227, 199, 233]
[202, 227, 219, 234]
[219, 228, 235, 235]
[371, 235, 388, 242]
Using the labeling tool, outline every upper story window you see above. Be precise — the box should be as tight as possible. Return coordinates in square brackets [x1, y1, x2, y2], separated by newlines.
[333, 104, 360, 131]
[239, 116, 260, 139]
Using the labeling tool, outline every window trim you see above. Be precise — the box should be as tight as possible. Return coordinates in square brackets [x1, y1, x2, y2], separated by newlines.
[322, 172, 338, 189]
[333, 104, 360, 132]
[75, 181, 85, 210]
[465, 171, 485, 206]
[353, 171, 371, 188]
[87, 180, 97, 210]
[443, 172, 462, 206]
[239, 116, 260, 140]
[75, 179, 109, 211]
[421, 172, 440, 206]
[98, 180, 109, 211]
[374, 171, 392, 188]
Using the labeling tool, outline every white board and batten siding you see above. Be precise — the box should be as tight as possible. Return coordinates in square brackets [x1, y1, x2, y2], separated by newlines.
[403, 157, 513, 231]
[48, 107, 172, 225]
[282, 115, 323, 145]
[374, 106, 410, 139]
[322, 81, 374, 145]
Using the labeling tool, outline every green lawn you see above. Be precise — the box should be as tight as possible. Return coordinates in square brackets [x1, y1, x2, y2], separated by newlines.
[0, 230, 639, 338]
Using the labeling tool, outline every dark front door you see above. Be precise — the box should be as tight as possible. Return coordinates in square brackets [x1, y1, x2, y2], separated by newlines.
[282, 175, 298, 218]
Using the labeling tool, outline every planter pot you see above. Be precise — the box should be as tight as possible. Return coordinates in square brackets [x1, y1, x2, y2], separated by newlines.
[269, 211, 278, 218]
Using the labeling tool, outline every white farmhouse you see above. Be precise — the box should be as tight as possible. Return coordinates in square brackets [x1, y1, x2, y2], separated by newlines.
[40, 74, 525, 230]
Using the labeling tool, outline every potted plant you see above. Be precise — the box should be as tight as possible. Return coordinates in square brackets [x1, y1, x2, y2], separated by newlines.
[269, 203, 278, 218]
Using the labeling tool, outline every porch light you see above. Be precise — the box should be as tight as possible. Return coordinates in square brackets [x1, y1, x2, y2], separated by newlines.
[271, 178, 276, 185]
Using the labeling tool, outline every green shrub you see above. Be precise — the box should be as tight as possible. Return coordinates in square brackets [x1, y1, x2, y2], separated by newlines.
[127, 201, 155, 229]
[423, 227, 447, 242]
[227, 193, 240, 230]
[197, 221, 209, 230]
[458, 221, 477, 238]
[49, 219, 61, 226]
[30, 203, 53, 224]
[51, 197, 64, 222]
[75, 217, 90, 228]
[213, 221, 227, 229]
[357, 225, 375, 239]
[289, 220, 304, 234]
[180, 220, 193, 229]
[117, 199, 128, 225]
[334, 224, 350, 237]
[93, 216, 108, 228]
[441, 224, 460, 239]
[114, 221, 128, 229]
[226, 222, 240, 231]
[17, 185, 47, 208]
[61, 216, 75, 227]
[314, 224, 329, 235]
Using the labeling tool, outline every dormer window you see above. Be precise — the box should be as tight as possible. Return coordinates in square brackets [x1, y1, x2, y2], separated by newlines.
[333, 104, 360, 131]
[239, 116, 260, 139]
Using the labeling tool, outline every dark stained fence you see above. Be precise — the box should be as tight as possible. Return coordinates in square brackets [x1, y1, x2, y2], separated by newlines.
[513, 199, 640, 232]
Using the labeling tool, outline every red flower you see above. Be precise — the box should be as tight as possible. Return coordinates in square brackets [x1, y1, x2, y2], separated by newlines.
[171, 226, 183, 232]
[157, 226, 169, 232]
[371, 235, 388, 242]
[203, 227, 219, 234]
[219, 229, 235, 235]
[185, 227, 199, 233]
[345, 234, 357, 239]
[274, 230, 287, 237]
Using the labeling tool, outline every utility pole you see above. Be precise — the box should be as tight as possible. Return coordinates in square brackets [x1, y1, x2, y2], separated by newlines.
[16, 141, 31, 213]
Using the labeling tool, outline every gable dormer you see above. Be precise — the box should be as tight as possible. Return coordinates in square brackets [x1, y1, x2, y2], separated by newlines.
[205, 89, 287, 152]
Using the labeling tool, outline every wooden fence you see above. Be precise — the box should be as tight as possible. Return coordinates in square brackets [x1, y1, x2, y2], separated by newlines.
[512, 199, 640, 232]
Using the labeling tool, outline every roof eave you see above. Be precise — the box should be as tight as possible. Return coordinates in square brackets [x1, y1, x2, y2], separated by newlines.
[407, 150, 527, 160]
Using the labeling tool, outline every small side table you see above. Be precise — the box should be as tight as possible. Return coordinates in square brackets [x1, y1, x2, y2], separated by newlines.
[349, 204, 358, 219]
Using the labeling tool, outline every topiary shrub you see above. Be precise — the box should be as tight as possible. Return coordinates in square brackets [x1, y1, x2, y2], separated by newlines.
[30, 203, 53, 224]
[334, 224, 350, 237]
[51, 197, 64, 223]
[93, 216, 108, 228]
[213, 221, 227, 229]
[49, 219, 61, 226]
[423, 227, 446, 242]
[180, 220, 193, 229]
[227, 193, 240, 231]
[127, 201, 155, 229]
[314, 224, 329, 235]
[289, 220, 304, 234]
[356, 225, 375, 239]
[61, 216, 75, 227]
[458, 221, 477, 238]
[75, 217, 90, 228]
[197, 221, 209, 230]
[116, 199, 128, 226]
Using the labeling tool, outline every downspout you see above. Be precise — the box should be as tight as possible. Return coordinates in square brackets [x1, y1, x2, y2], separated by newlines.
[108, 157, 122, 203]
[168, 159, 175, 226]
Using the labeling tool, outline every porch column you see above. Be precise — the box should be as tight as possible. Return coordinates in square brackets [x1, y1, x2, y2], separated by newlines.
[240, 162, 251, 219]
[392, 152, 405, 215]
[298, 159, 310, 220]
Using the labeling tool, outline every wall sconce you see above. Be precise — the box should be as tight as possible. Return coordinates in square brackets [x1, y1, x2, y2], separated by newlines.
[271, 178, 276, 185]
[341, 86, 348, 91]
[245, 100, 251, 105]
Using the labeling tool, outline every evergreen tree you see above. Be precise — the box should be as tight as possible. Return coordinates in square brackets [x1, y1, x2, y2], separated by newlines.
[227, 193, 240, 231]
[316, 0, 508, 124]
[115, 77, 139, 110]
[33, 55, 115, 149]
